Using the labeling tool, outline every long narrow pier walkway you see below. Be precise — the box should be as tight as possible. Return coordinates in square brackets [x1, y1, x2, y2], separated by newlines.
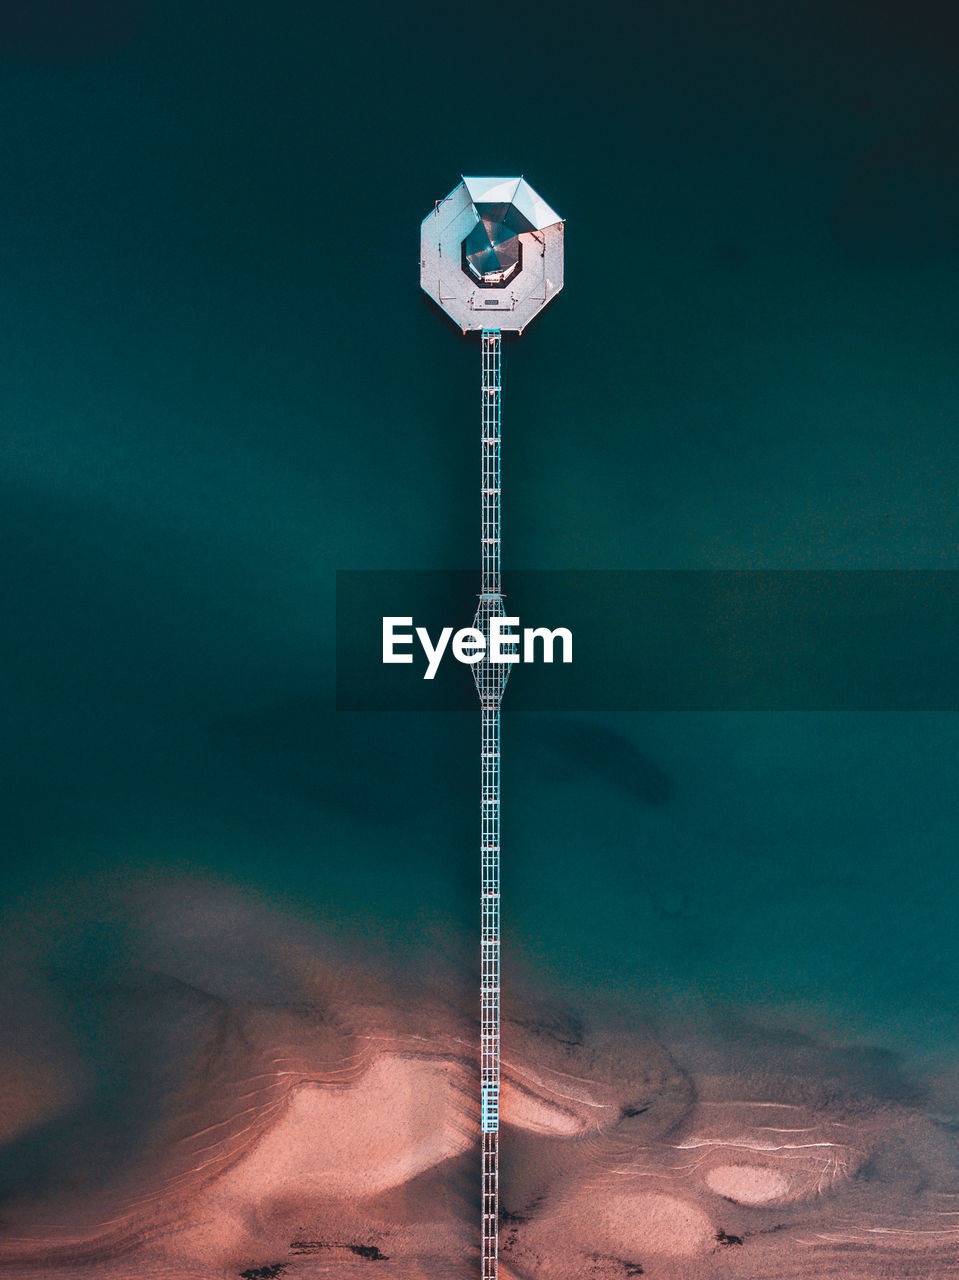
[471, 329, 509, 1279]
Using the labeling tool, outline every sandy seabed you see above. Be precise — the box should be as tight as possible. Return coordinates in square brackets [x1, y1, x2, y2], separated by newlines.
[1, 880, 958, 1280]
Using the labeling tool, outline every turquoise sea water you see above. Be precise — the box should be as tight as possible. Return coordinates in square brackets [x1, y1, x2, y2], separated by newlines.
[2, 0, 959, 1212]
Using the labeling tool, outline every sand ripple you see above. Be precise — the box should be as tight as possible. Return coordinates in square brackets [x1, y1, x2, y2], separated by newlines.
[2, 883, 958, 1279]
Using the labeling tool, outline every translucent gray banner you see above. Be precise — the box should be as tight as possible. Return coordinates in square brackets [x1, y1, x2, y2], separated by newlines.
[335, 571, 959, 711]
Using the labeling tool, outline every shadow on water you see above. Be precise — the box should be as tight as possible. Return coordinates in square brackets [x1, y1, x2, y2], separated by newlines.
[214, 705, 674, 820]
[514, 717, 673, 807]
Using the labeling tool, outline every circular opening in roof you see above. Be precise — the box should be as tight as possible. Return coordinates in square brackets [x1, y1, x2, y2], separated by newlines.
[461, 200, 532, 288]
[462, 223, 523, 287]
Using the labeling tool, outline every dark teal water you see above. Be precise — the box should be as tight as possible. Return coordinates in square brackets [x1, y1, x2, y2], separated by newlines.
[2, 0, 959, 1205]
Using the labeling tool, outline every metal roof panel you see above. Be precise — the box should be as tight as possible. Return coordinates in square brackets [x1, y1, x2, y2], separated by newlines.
[463, 176, 523, 205]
